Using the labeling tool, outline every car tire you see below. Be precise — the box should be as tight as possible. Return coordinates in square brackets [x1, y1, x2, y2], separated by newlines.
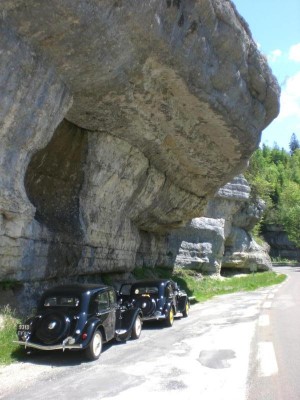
[85, 329, 103, 361]
[182, 301, 189, 318]
[165, 307, 174, 327]
[131, 315, 142, 340]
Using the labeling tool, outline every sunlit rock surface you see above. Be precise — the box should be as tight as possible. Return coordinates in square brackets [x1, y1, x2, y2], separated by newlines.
[170, 176, 272, 273]
[0, 0, 279, 289]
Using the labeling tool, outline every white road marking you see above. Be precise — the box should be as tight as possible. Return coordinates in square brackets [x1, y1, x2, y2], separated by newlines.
[263, 301, 272, 309]
[257, 342, 278, 377]
[258, 314, 270, 327]
[267, 293, 275, 299]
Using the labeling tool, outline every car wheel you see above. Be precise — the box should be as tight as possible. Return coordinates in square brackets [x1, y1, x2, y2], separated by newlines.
[165, 308, 174, 327]
[131, 315, 142, 340]
[182, 301, 189, 318]
[85, 330, 103, 361]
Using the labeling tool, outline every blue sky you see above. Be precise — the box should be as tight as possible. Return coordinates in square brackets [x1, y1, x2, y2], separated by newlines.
[233, 0, 300, 150]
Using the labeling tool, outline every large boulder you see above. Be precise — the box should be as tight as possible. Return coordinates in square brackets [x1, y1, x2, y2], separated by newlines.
[169, 176, 272, 273]
[168, 217, 225, 274]
[222, 227, 272, 272]
[0, 1, 279, 288]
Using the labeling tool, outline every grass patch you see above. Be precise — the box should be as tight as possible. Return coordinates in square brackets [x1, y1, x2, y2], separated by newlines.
[133, 268, 287, 303]
[271, 257, 298, 265]
[0, 280, 19, 291]
[0, 306, 22, 365]
[181, 271, 286, 302]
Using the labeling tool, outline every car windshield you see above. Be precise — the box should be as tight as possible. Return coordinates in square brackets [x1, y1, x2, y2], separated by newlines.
[119, 284, 132, 296]
[44, 296, 80, 307]
[132, 286, 159, 295]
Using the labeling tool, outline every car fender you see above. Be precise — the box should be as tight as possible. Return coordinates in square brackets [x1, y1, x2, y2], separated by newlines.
[163, 301, 174, 315]
[81, 317, 106, 346]
[177, 294, 189, 312]
[115, 308, 142, 341]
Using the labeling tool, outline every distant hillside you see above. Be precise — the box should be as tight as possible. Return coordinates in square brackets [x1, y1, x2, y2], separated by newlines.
[245, 134, 300, 250]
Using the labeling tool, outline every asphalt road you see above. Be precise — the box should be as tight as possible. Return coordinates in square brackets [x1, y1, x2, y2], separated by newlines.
[2, 268, 296, 400]
[247, 265, 300, 400]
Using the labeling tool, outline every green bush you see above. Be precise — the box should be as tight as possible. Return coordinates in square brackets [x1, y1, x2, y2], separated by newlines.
[271, 257, 297, 265]
[0, 306, 22, 365]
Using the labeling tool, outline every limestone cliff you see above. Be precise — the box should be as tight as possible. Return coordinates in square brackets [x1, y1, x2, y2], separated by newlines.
[167, 175, 272, 274]
[0, 0, 279, 296]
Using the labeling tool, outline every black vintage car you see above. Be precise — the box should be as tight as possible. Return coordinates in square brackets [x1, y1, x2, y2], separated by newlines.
[118, 279, 190, 327]
[14, 284, 142, 360]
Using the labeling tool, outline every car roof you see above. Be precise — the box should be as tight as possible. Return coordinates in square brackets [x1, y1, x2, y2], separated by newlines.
[128, 279, 173, 287]
[42, 284, 112, 296]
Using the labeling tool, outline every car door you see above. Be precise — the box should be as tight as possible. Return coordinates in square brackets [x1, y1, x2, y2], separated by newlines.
[166, 282, 177, 313]
[95, 291, 115, 341]
[108, 289, 117, 334]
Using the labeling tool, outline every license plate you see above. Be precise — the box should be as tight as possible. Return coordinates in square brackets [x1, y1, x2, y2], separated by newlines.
[17, 324, 31, 336]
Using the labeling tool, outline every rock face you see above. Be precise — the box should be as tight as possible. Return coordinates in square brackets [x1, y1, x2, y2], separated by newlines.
[169, 176, 272, 273]
[168, 217, 225, 274]
[263, 225, 300, 261]
[0, 0, 279, 295]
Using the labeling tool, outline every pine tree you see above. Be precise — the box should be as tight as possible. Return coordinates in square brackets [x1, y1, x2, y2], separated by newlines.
[289, 133, 300, 155]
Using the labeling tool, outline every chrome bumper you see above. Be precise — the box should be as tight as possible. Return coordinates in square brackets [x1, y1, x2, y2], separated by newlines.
[13, 340, 83, 351]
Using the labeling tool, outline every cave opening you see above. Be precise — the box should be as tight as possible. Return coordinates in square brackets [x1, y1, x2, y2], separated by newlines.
[24, 119, 88, 237]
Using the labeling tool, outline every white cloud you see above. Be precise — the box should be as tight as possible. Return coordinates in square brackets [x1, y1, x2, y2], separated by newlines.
[267, 49, 282, 63]
[289, 43, 300, 62]
[279, 71, 300, 120]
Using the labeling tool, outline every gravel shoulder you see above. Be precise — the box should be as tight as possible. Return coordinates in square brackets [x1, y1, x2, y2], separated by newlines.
[0, 346, 109, 398]
[0, 360, 57, 399]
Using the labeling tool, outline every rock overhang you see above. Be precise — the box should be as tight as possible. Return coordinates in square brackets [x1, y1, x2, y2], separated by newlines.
[0, 1, 281, 285]
[2, 0, 280, 203]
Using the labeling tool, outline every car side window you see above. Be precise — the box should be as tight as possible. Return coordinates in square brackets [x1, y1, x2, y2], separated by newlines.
[95, 292, 110, 312]
[166, 283, 174, 298]
[171, 281, 178, 294]
[108, 290, 116, 306]
[119, 284, 131, 295]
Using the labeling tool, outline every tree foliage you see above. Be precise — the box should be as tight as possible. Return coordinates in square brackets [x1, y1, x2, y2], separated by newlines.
[245, 134, 300, 246]
[289, 133, 300, 155]
[279, 182, 300, 245]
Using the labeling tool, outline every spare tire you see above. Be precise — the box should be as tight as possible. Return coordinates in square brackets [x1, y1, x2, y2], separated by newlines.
[134, 297, 156, 317]
[35, 312, 70, 344]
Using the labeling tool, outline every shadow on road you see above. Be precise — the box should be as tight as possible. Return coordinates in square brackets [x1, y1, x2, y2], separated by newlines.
[11, 340, 116, 367]
[10, 318, 180, 367]
[141, 317, 181, 331]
